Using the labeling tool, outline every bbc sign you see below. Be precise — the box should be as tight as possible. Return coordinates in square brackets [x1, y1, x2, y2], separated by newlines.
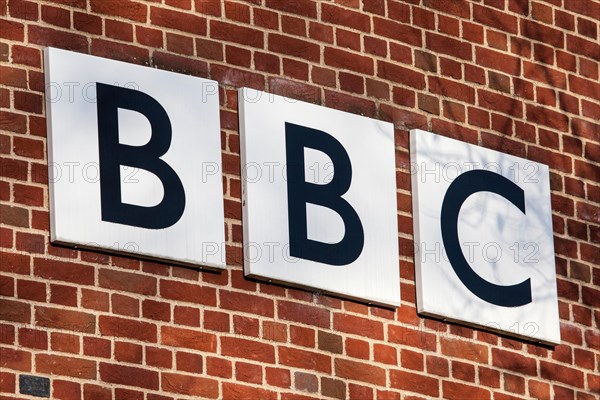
[44, 48, 560, 343]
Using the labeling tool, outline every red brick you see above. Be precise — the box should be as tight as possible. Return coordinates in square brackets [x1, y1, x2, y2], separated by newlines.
[526, 105, 569, 132]
[322, 3, 370, 32]
[282, 15, 307, 37]
[18, 327, 47, 350]
[279, 346, 330, 373]
[334, 358, 384, 385]
[161, 326, 215, 352]
[265, 0, 316, 18]
[236, 362, 261, 384]
[176, 351, 202, 373]
[0, 347, 31, 371]
[150, 7, 206, 35]
[491, 348, 537, 376]
[222, 383, 277, 400]
[540, 361, 584, 387]
[324, 90, 375, 117]
[374, 343, 397, 365]
[333, 313, 383, 340]
[210, 20, 263, 48]
[224, 1, 249, 22]
[569, 75, 600, 99]
[378, 61, 425, 89]
[277, 301, 330, 328]
[219, 290, 274, 317]
[0, 275, 12, 297]
[268, 34, 319, 62]
[521, 20, 564, 48]
[0, 66, 27, 88]
[476, 47, 520, 75]
[233, 315, 259, 337]
[0, 18, 24, 41]
[14, 91, 42, 114]
[115, 341, 142, 363]
[200, 310, 227, 332]
[390, 370, 439, 397]
[567, 35, 600, 60]
[99, 315, 156, 342]
[473, 4, 518, 34]
[145, 346, 171, 369]
[142, 299, 170, 322]
[324, 47, 373, 75]
[91, 38, 149, 64]
[83, 336, 111, 358]
[34, 258, 94, 285]
[0, 252, 30, 275]
[478, 90, 523, 117]
[159, 280, 216, 306]
[90, 0, 147, 22]
[373, 17, 421, 46]
[0, 112, 27, 134]
[423, 0, 469, 17]
[0, 371, 15, 394]
[37, 354, 96, 379]
[74, 11, 102, 34]
[206, 356, 232, 378]
[161, 373, 218, 398]
[221, 337, 275, 363]
[100, 363, 159, 390]
[28, 25, 87, 52]
[426, 32, 472, 60]
[254, 8, 278, 30]
[429, 77, 475, 103]
[442, 338, 492, 365]
[36, 306, 95, 333]
[443, 381, 491, 400]
[53, 380, 80, 400]
[99, 269, 156, 295]
[17, 279, 46, 302]
[83, 384, 111, 400]
[211, 65, 265, 89]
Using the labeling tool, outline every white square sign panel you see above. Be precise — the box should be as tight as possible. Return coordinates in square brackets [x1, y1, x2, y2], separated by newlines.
[411, 129, 560, 344]
[44, 47, 225, 268]
[239, 88, 400, 307]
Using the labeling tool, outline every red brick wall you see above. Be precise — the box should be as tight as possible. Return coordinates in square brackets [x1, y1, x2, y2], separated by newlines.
[1, 0, 599, 399]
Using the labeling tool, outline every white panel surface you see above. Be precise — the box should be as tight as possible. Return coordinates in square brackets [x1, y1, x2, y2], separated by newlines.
[239, 88, 400, 307]
[411, 129, 560, 344]
[44, 47, 225, 268]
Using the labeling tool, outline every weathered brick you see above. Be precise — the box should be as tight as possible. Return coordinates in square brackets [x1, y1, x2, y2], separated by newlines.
[36, 306, 95, 333]
[278, 301, 330, 328]
[390, 369, 438, 397]
[37, 354, 96, 379]
[161, 373, 218, 398]
[100, 363, 159, 390]
[34, 258, 94, 285]
[279, 347, 331, 373]
[99, 315, 156, 342]
[268, 34, 319, 62]
[221, 337, 274, 363]
[210, 20, 264, 48]
[151, 7, 206, 35]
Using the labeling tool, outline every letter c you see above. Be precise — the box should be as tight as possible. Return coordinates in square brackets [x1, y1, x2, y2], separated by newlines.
[440, 170, 532, 307]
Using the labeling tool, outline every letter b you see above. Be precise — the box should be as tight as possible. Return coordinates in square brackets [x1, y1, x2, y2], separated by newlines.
[96, 83, 185, 229]
[285, 122, 364, 265]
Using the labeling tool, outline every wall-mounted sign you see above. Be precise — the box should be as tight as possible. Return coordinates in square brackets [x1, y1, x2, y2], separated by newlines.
[411, 129, 560, 344]
[239, 88, 400, 307]
[44, 47, 226, 268]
